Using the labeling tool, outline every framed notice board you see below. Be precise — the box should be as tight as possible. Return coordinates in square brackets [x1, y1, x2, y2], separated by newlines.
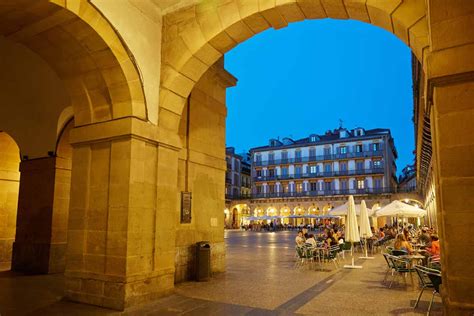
[181, 191, 192, 223]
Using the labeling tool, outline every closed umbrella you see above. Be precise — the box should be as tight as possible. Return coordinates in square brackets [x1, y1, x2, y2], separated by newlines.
[358, 200, 374, 260]
[344, 195, 362, 269]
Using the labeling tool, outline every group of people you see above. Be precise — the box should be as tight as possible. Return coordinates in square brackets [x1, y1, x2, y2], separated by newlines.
[295, 225, 345, 248]
[242, 220, 336, 232]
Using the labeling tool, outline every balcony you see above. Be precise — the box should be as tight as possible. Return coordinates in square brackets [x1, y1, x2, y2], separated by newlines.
[253, 150, 383, 167]
[226, 192, 252, 200]
[253, 167, 385, 181]
[251, 187, 394, 199]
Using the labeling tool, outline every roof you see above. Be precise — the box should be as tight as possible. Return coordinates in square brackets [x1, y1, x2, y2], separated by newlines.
[250, 128, 392, 153]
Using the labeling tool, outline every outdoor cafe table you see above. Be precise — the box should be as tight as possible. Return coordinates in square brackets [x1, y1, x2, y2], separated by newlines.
[400, 254, 426, 290]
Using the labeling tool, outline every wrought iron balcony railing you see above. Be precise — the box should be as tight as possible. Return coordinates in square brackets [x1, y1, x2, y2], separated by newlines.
[254, 150, 383, 167]
[253, 167, 385, 181]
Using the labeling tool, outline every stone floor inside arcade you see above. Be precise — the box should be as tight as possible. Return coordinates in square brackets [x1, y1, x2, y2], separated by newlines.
[0, 231, 442, 315]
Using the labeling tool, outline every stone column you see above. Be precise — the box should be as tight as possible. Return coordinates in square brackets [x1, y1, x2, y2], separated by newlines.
[0, 132, 20, 270]
[174, 59, 236, 282]
[426, 1, 474, 312]
[431, 80, 474, 313]
[64, 117, 180, 310]
[12, 156, 71, 273]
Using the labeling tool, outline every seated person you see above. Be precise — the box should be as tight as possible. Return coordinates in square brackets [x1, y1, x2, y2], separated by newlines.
[393, 233, 413, 254]
[419, 228, 431, 245]
[326, 231, 338, 247]
[295, 230, 305, 246]
[305, 234, 317, 247]
[426, 235, 440, 256]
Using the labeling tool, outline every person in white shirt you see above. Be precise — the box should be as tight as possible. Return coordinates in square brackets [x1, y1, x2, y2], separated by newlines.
[305, 234, 317, 247]
[295, 231, 305, 246]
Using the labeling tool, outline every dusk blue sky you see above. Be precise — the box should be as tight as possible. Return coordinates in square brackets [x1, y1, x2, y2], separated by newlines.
[224, 19, 414, 176]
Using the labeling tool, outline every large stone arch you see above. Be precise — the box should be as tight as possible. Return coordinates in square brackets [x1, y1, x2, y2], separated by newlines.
[0, 0, 147, 127]
[159, 0, 429, 132]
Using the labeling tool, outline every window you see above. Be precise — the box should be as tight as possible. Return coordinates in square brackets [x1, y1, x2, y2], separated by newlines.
[340, 162, 347, 171]
[295, 166, 302, 176]
[281, 167, 288, 176]
[269, 169, 275, 177]
[340, 180, 348, 190]
[295, 150, 302, 162]
[268, 184, 275, 193]
[310, 182, 317, 191]
[256, 170, 262, 177]
[356, 161, 364, 171]
[356, 144, 363, 153]
[268, 152, 274, 163]
[309, 147, 316, 158]
[255, 154, 261, 162]
[372, 143, 379, 151]
[282, 183, 289, 193]
[281, 151, 288, 161]
[373, 160, 382, 168]
[235, 160, 240, 171]
[310, 135, 316, 142]
[296, 183, 303, 192]
[310, 165, 317, 174]
[324, 164, 332, 173]
[357, 179, 365, 189]
[324, 181, 332, 191]
[256, 186, 263, 194]
[340, 146, 347, 154]
[374, 178, 382, 188]
[324, 147, 331, 156]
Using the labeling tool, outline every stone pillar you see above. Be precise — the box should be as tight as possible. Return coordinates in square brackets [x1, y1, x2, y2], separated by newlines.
[12, 156, 71, 273]
[426, 1, 474, 313]
[0, 132, 20, 270]
[431, 81, 474, 313]
[65, 117, 180, 310]
[174, 59, 236, 282]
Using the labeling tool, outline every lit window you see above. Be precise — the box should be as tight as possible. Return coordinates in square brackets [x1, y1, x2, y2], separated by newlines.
[356, 144, 363, 152]
[357, 180, 365, 189]
[340, 146, 347, 154]
[310, 165, 317, 173]
[373, 160, 382, 168]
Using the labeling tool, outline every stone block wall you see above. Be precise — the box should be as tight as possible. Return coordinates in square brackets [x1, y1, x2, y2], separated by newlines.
[175, 59, 236, 282]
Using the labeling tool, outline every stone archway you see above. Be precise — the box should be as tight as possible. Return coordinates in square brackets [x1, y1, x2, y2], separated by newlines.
[0, 0, 146, 127]
[159, 0, 429, 132]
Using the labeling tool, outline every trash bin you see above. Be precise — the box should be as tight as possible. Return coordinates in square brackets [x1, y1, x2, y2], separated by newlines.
[196, 241, 211, 281]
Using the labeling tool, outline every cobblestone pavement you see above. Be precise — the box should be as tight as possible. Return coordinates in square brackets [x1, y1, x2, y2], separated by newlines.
[0, 230, 442, 315]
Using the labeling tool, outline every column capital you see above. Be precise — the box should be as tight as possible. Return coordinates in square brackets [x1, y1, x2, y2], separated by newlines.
[70, 117, 182, 151]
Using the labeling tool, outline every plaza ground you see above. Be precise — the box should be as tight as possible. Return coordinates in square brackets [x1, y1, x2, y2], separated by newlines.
[0, 231, 442, 315]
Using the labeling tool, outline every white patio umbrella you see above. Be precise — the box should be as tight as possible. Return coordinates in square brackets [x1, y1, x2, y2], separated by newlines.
[376, 200, 427, 231]
[358, 200, 374, 260]
[344, 195, 362, 269]
[375, 200, 427, 218]
[329, 202, 376, 217]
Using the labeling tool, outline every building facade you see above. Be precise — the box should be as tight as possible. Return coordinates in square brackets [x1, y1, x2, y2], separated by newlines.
[225, 147, 251, 199]
[250, 127, 397, 200]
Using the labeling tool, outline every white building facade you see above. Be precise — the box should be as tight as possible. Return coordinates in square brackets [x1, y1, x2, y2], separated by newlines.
[250, 127, 398, 198]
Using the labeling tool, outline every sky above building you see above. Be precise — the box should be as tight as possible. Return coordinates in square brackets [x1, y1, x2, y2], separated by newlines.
[224, 19, 414, 176]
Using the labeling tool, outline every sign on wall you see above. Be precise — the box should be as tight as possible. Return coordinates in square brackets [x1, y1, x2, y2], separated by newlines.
[181, 191, 192, 223]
